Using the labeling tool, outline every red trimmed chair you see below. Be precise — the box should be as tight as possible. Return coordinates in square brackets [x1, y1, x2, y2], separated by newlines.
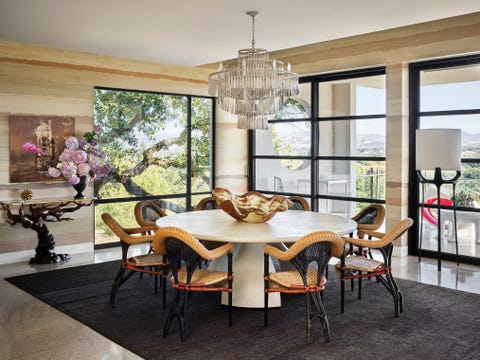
[264, 230, 344, 344]
[158, 226, 234, 341]
[195, 196, 223, 254]
[337, 218, 413, 317]
[287, 195, 311, 211]
[101, 213, 170, 308]
[134, 200, 167, 229]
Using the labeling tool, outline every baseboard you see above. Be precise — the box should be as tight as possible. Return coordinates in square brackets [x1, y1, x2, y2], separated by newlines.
[393, 245, 408, 257]
[0, 242, 94, 265]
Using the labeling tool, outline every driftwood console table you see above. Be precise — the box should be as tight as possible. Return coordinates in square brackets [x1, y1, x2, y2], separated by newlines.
[0, 198, 93, 264]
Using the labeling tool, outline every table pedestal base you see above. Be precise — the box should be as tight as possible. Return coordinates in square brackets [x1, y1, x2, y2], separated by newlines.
[209, 243, 280, 308]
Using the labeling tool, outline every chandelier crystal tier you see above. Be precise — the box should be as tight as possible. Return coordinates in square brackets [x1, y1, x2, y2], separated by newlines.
[208, 11, 299, 130]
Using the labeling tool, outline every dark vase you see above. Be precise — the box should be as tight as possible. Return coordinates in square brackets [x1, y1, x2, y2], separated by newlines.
[72, 176, 88, 199]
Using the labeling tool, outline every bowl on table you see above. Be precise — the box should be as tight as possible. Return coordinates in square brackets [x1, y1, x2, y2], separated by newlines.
[212, 187, 291, 223]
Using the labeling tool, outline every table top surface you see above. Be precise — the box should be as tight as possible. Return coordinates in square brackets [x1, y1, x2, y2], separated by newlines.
[156, 209, 356, 243]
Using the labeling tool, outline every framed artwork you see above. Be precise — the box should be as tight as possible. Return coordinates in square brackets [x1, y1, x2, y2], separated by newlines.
[9, 115, 75, 183]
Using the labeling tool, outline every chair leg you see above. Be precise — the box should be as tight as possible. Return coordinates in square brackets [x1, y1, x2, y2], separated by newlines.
[110, 266, 126, 307]
[307, 292, 331, 344]
[387, 272, 402, 317]
[163, 289, 188, 341]
[340, 277, 345, 314]
[110, 267, 135, 307]
[264, 292, 269, 327]
[162, 275, 167, 309]
[228, 290, 232, 327]
[358, 272, 362, 299]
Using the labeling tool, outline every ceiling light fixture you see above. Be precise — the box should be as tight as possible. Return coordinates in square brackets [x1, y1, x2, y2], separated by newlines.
[208, 11, 299, 130]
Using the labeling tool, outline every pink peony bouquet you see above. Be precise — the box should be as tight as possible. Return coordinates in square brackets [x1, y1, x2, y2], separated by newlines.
[47, 126, 112, 185]
[22, 142, 44, 154]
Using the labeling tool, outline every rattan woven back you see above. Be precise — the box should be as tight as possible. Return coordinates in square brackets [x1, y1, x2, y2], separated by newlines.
[195, 196, 219, 211]
[287, 196, 310, 211]
[134, 200, 167, 227]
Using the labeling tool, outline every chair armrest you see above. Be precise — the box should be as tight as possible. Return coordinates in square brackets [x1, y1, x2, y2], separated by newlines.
[205, 243, 235, 260]
[263, 244, 289, 261]
[357, 229, 385, 240]
[124, 225, 157, 235]
[342, 236, 383, 249]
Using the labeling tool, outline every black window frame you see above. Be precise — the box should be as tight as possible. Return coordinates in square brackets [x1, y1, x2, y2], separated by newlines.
[249, 67, 387, 212]
[93, 86, 216, 249]
[408, 54, 480, 266]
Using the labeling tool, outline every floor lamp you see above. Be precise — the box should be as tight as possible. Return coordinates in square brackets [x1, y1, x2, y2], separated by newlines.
[416, 129, 461, 271]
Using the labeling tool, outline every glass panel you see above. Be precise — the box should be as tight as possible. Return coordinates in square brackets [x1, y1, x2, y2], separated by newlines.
[419, 114, 480, 159]
[94, 201, 137, 245]
[191, 97, 212, 193]
[255, 159, 312, 194]
[420, 64, 480, 112]
[457, 165, 480, 209]
[317, 160, 385, 201]
[276, 82, 311, 118]
[318, 74, 385, 117]
[418, 207, 480, 258]
[318, 118, 385, 156]
[255, 121, 311, 163]
[93, 89, 188, 199]
[313, 199, 384, 225]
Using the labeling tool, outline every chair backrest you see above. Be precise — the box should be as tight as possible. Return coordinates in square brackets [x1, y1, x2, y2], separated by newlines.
[266, 230, 343, 286]
[195, 196, 219, 211]
[291, 242, 332, 285]
[156, 226, 212, 285]
[287, 196, 311, 211]
[134, 200, 167, 227]
[352, 204, 385, 231]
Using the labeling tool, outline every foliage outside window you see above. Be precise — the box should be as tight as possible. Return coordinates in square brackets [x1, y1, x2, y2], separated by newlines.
[93, 88, 214, 245]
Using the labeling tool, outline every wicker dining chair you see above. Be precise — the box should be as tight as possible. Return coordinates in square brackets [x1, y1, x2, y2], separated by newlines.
[195, 196, 223, 253]
[133, 200, 169, 285]
[336, 218, 414, 317]
[101, 213, 169, 308]
[287, 195, 311, 211]
[264, 230, 344, 344]
[348, 204, 385, 258]
[158, 226, 234, 341]
[134, 200, 167, 229]
[195, 196, 219, 211]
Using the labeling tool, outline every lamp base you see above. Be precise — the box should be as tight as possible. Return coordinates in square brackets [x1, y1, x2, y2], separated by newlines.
[417, 168, 461, 271]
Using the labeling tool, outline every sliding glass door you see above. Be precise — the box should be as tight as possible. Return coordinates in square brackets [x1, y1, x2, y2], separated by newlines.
[409, 55, 480, 265]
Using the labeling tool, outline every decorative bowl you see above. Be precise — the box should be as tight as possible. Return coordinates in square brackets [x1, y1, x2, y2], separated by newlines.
[212, 187, 292, 223]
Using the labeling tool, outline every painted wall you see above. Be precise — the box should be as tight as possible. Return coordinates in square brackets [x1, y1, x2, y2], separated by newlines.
[0, 41, 220, 262]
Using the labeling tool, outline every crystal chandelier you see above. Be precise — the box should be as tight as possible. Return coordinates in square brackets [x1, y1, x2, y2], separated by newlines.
[208, 11, 299, 130]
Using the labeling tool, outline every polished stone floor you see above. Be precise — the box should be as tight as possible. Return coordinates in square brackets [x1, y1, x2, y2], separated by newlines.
[1, 246, 479, 360]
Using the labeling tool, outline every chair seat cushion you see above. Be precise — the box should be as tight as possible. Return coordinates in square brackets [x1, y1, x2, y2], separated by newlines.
[335, 256, 384, 272]
[268, 269, 327, 292]
[172, 267, 231, 290]
[126, 253, 167, 267]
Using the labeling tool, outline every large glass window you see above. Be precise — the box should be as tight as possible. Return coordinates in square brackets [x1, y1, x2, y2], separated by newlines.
[252, 68, 386, 218]
[410, 55, 480, 264]
[93, 87, 214, 246]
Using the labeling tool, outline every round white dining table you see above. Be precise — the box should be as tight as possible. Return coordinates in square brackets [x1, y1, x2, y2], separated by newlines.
[156, 209, 356, 308]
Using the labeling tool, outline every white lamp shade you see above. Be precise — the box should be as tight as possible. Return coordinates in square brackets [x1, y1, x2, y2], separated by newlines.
[415, 129, 461, 171]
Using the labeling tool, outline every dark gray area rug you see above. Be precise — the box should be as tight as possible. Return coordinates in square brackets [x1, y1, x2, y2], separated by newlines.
[6, 261, 480, 360]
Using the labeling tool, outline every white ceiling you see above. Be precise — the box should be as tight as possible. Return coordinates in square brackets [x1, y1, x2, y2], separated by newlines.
[1, 0, 479, 67]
